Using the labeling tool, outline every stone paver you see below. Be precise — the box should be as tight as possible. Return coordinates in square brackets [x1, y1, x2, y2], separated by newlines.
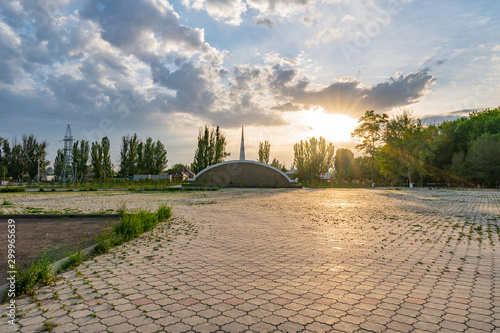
[1, 188, 499, 332]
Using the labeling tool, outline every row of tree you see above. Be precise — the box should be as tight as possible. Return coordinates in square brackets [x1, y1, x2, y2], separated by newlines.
[349, 108, 500, 187]
[0, 135, 49, 180]
[119, 134, 168, 177]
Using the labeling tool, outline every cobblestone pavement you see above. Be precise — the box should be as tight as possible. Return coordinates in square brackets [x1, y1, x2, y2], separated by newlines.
[2, 188, 500, 332]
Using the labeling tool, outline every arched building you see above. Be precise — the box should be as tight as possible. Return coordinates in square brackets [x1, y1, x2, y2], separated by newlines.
[186, 127, 297, 188]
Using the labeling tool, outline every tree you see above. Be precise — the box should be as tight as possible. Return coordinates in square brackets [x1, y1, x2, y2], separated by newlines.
[465, 133, 500, 187]
[334, 148, 355, 182]
[293, 136, 335, 185]
[166, 163, 187, 174]
[191, 125, 230, 173]
[270, 158, 287, 172]
[381, 110, 434, 187]
[258, 141, 270, 164]
[54, 149, 65, 179]
[101, 137, 112, 178]
[90, 141, 103, 179]
[72, 140, 90, 181]
[351, 110, 388, 186]
[120, 134, 139, 177]
[153, 140, 168, 174]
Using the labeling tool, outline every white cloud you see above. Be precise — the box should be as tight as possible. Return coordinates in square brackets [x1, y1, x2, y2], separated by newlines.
[183, 0, 248, 26]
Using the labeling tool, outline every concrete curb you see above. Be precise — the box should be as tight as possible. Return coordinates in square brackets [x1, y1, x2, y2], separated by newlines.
[1, 214, 121, 219]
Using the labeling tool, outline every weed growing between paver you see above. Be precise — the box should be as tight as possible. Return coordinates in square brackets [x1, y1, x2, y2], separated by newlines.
[10, 204, 173, 300]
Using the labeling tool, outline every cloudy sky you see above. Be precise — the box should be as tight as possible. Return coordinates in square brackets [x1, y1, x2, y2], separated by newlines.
[1, 0, 499, 169]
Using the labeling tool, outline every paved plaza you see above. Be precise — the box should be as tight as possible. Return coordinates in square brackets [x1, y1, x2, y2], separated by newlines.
[2, 188, 500, 332]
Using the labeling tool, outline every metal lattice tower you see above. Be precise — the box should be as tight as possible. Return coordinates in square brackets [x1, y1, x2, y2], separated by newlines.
[61, 124, 74, 182]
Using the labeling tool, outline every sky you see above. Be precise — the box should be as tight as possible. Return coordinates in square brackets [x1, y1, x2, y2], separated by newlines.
[1, 0, 499, 170]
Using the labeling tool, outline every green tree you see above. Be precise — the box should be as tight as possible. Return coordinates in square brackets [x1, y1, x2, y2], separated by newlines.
[54, 149, 65, 179]
[381, 110, 433, 188]
[166, 163, 187, 174]
[120, 134, 139, 177]
[21, 134, 49, 180]
[191, 125, 230, 173]
[351, 110, 388, 186]
[270, 158, 287, 172]
[72, 140, 90, 181]
[334, 148, 355, 182]
[293, 136, 335, 185]
[90, 141, 103, 179]
[101, 137, 112, 178]
[465, 133, 500, 187]
[258, 141, 270, 164]
[153, 140, 168, 174]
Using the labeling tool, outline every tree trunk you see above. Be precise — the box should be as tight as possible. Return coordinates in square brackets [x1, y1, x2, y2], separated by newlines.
[407, 164, 413, 188]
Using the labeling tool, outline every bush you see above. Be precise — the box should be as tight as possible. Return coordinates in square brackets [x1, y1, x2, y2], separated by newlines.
[15, 252, 54, 296]
[0, 187, 26, 193]
[59, 244, 88, 271]
[157, 204, 173, 222]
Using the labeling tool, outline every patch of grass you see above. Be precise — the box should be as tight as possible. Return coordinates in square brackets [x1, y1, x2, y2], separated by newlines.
[59, 243, 88, 271]
[2, 198, 12, 206]
[40, 320, 59, 332]
[0, 186, 26, 193]
[15, 252, 55, 296]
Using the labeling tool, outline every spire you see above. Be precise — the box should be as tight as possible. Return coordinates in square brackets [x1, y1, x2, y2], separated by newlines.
[239, 126, 245, 160]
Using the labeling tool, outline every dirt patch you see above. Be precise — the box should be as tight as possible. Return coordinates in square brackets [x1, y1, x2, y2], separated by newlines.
[0, 216, 121, 282]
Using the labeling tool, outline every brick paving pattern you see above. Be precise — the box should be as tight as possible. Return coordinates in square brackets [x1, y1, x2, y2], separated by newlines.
[1, 188, 499, 332]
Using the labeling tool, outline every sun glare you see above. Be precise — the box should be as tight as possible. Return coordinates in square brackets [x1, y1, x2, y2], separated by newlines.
[299, 110, 358, 142]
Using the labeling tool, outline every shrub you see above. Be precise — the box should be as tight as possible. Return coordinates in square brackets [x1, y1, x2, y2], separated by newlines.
[157, 204, 173, 222]
[15, 252, 54, 296]
[60, 244, 88, 271]
[0, 187, 26, 193]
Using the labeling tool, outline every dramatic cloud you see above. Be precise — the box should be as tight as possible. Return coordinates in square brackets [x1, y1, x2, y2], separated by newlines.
[182, 0, 247, 26]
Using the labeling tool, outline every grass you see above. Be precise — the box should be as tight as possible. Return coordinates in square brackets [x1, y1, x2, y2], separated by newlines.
[0, 186, 26, 193]
[11, 204, 173, 298]
[14, 252, 54, 297]
[40, 320, 59, 332]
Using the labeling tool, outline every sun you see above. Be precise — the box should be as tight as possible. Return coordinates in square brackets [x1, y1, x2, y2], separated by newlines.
[296, 110, 358, 142]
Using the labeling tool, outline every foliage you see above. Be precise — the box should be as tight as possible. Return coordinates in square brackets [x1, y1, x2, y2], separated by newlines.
[120, 134, 168, 176]
[465, 133, 500, 187]
[1, 134, 49, 180]
[0, 186, 26, 193]
[270, 158, 287, 172]
[59, 243, 88, 271]
[72, 140, 90, 181]
[334, 148, 355, 182]
[15, 252, 54, 296]
[351, 110, 388, 185]
[258, 141, 270, 164]
[293, 136, 335, 185]
[166, 163, 188, 174]
[191, 125, 230, 173]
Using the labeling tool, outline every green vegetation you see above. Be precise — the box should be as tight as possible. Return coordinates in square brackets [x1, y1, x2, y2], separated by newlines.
[258, 140, 270, 164]
[191, 125, 230, 173]
[347, 107, 500, 188]
[0, 186, 26, 193]
[14, 252, 54, 296]
[12, 204, 173, 297]
[293, 136, 335, 185]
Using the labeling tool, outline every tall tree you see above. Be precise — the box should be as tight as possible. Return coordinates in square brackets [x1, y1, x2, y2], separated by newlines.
[143, 137, 155, 174]
[153, 140, 168, 174]
[334, 148, 356, 182]
[120, 134, 139, 177]
[381, 110, 433, 188]
[293, 136, 335, 184]
[465, 133, 500, 187]
[72, 140, 90, 181]
[191, 125, 229, 173]
[101, 137, 112, 178]
[258, 141, 271, 164]
[90, 141, 103, 179]
[351, 110, 388, 186]
[54, 149, 65, 179]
